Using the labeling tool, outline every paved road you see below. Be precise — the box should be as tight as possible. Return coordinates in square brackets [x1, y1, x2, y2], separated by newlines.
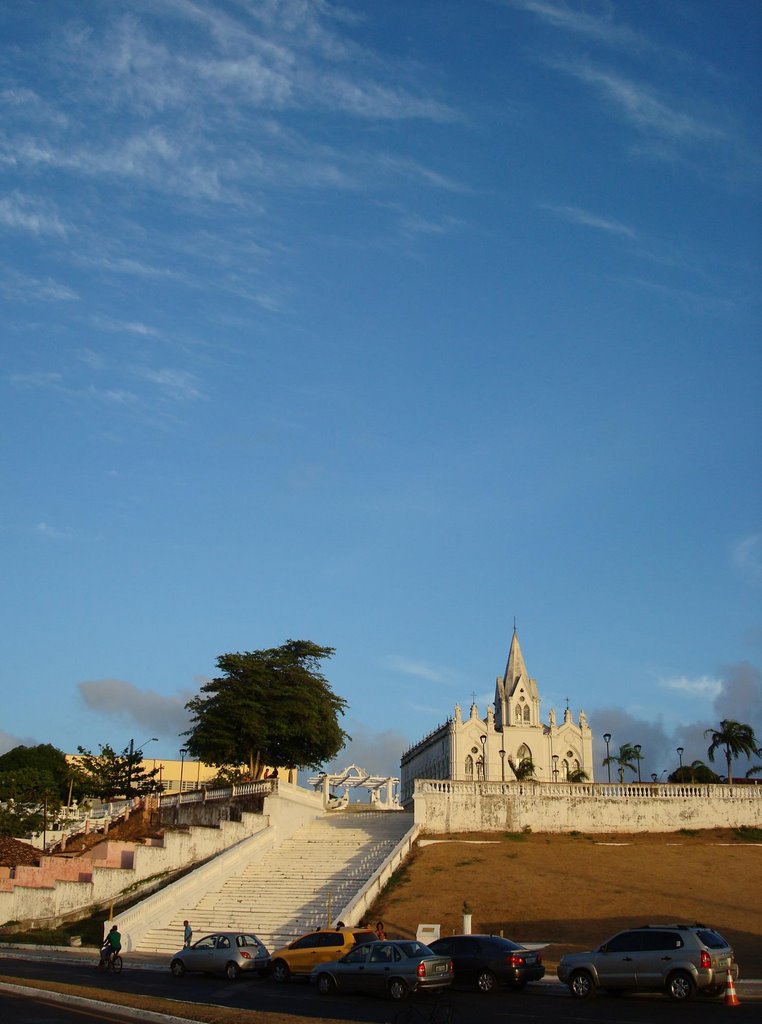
[0, 947, 759, 1024]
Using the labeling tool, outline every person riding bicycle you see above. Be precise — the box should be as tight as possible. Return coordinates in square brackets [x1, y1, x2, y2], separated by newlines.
[100, 924, 122, 967]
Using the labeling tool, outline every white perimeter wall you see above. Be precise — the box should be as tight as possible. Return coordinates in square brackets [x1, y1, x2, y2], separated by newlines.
[414, 780, 762, 833]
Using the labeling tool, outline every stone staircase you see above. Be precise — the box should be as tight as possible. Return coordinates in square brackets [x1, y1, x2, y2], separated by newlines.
[138, 810, 414, 954]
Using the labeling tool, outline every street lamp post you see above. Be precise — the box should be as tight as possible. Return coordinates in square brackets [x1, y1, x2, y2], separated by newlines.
[651, 773, 658, 784]
[179, 747, 187, 794]
[499, 748, 506, 783]
[127, 737, 158, 799]
[479, 734, 487, 782]
[634, 744, 642, 783]
[603, 733, 612, 783]
[676, 746, 684, 779]
[552, 754, 559, 783]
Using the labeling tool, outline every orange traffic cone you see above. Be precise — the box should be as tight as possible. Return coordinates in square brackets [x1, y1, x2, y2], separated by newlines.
[724, 961, 740, 1007]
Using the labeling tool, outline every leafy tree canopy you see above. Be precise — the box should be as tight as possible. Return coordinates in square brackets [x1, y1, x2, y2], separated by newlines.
[75, 744, 162, 800]
[184, 639, 349, 779]
[0, 744, 72, 802]
[668, 760, 721, 784]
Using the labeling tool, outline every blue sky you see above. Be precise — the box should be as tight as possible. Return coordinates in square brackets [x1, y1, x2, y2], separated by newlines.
[2, 0, 760, 784]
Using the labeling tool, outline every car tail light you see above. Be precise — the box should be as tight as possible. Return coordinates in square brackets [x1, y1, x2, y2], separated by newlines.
[417, 961, 426, 977]
[449, 959, 454, 974]
[508, 953, 526, 967]
[240, 951, 251, 960]
[700, 950, 711, 969]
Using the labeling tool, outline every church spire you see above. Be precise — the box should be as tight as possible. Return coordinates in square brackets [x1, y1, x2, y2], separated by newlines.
[503, 626, 528, 687]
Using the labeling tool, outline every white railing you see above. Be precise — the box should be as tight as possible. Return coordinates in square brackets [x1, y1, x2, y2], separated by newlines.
[159, 778, 277, 808]
[417, 779, 762, 800]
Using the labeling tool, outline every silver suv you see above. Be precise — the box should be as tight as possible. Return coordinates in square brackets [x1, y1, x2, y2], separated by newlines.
[557, 923, 738, 1001]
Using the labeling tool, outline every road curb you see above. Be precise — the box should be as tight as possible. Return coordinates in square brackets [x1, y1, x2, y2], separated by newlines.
[0, 979, 202, 1023]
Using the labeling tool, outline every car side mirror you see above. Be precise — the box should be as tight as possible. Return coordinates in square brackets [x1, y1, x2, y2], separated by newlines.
[599, 944, 607, 953]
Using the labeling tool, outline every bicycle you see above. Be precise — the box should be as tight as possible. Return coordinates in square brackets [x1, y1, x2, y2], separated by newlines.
[98, 949, 123, 973]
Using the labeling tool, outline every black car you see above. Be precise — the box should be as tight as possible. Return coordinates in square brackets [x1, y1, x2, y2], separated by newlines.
[429, 934, 545, 993]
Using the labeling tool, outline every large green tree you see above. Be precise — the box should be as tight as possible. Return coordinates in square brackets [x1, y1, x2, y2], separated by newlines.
[75, 743, 162, 800]
[0, 744, 73, 802]
[704, 719, 759, 784]
[184, 640, 349, 779]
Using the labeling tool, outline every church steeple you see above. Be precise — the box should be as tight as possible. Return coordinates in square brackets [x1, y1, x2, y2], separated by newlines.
[503, 626, 528, 690]
[494, 625, 540, 729]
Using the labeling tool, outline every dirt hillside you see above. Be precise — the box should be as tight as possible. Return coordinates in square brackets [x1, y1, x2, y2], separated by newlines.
[365, 827, 762, 976]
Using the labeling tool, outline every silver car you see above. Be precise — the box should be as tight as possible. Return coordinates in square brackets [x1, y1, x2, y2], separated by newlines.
[170, 931, 270, 981]
[310, 939, 453, 1001]
[557, 923, 738, 1001]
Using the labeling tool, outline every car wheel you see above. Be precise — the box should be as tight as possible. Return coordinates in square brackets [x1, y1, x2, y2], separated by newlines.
[170, 959, 186, 978]
[271, 959, 290, 984]
[569, 969, 595, 999]
[316, 973, 335, 995]
[225, 961, 240, 981]
[388, 977, 408, 1001]
[476, 969, 497, 993]
[667, 970, 695, 1001]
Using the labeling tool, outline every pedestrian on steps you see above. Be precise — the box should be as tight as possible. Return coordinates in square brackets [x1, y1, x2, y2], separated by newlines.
[183, 920, 193, 947]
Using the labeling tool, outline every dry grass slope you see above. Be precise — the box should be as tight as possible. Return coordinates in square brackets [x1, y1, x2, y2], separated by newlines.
[365, 828, 762, 976]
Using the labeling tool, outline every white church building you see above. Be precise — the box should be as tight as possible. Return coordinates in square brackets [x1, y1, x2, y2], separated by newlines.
[400, 629, 594, 806]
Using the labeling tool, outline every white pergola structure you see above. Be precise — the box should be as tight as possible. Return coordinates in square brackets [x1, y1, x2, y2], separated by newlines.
[309, 764, 401, 809]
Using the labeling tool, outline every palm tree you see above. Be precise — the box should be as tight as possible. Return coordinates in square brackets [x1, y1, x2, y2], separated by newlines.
[602, 742, 641, 783]
[704, 720, 759, 785]
[567, 767, 589, 783]
[510, 757, 536, 781]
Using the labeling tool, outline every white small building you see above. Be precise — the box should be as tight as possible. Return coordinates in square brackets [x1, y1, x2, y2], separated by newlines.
[400, 629, 594, 805]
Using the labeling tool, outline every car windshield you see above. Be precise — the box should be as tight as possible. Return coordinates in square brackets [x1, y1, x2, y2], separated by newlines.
[696, 929, 730, 950]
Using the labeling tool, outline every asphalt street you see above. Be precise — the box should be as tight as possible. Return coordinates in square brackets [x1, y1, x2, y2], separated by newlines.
[0, 945, 760, 1024]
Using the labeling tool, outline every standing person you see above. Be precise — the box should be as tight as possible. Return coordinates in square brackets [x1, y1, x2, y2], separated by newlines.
[183, 920, 192, 947]
[375, 921, 386, 940]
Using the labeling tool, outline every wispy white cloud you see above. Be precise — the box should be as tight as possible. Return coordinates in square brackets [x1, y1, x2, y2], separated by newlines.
[92, 315, 163, 338]
[660, 674, 723, 698]
[385, 655, 445, 683]
[541, 203, 636, 239]
[135, 367, 205, 401]
[0, 191, 67, 235]
[550, 59, 725, 144]
[35, 521, 72, 540]
[731, 533, 762, 585]
[0, 269, 79, 302]
[507, 0, 648, 51]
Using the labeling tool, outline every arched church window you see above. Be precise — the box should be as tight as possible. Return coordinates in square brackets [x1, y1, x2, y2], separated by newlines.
[476, 756, 484, 781]
[465, 755, 474, 779]
[523, 705, 530, 722]
[562, 759, 569, 779]
[517, 743, 531, 760]
[515, 706, 522, 722]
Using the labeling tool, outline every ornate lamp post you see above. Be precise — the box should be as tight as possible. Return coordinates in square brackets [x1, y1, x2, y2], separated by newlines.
[634, 744, 642, 783]
[676, 746, 684, 779]
[603, 733, 612, 783]
[552, 754, 559, 783]
[479, 734, 487, 782]
[499, 748, 506, 783]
